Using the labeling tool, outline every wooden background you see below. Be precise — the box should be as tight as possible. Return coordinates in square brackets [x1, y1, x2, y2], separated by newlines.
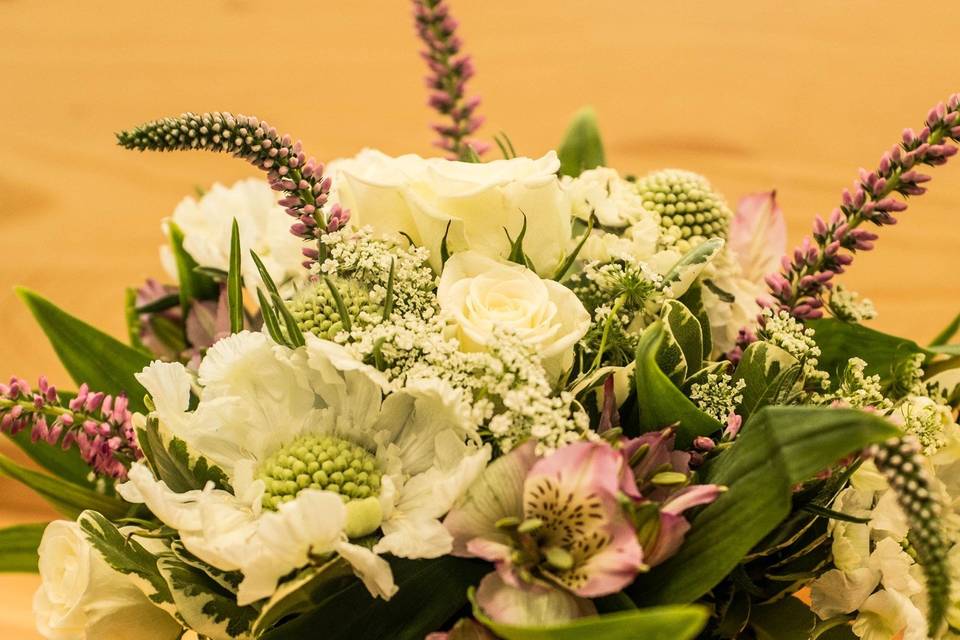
[1, 0, 958, 636]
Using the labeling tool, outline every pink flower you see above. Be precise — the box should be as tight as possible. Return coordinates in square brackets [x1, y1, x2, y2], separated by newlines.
[444, 440, 644, 624]
[621, 429, 724, 567]
[728, 191, 788, 285]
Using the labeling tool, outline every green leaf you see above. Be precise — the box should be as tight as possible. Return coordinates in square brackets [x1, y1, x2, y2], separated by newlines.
[16, 288, 153, 413]
[0, 451, 129, 519]
[256, 289, 287, 346]
[78, 510, 175, 610]
[440, 220, 453, 267]
[5, 411, 99, 489]
[169, 221, 219, 318]
[382, 258, 396, 320]
[259, 556, 487, 640]
[731, 341, 801, 421]
[931, 311, 960, 347]
[228, 219, 243, 334]
[661, 238, 724, 299]
[157, 554, 257, 640]
[748, 596, 816, 640]
[662, 300, 704, 380]
[633, 321, 722, 447]
[808, 319, 928, 386]
[253, 558, 354, 636]
[628, 406, 900, 606]
[324, 277, 353, 332]
[505, 212, 530, 267]
[272, 292, 305, 348]
[553, 215, 595, 281]
[136, 417, 231, 493]
[0, 523, 46, 572]
[250, 250, 281, 300]
[557, 107, 605, 177]
[473, 593, 708, 640]
[135, 293, 181, 315]
[677, 282, 713, 358]
[124, 287, 149, 352]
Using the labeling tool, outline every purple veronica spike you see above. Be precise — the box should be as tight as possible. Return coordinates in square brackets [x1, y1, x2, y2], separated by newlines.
[117, 112, 351, 267]
[768, 95, 960, 321]
[412, 0, 489, 159]
[731, 96, 960, 358]
[0, 376, 141, 480]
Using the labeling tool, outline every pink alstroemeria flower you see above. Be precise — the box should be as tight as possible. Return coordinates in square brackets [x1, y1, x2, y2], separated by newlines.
[728, 191, 788, 286]
[444, 440, 644, 625]
[622, 429, 724, 567]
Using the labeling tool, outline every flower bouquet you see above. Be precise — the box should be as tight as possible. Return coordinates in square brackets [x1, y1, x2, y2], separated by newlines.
[5, 2, 960, 639]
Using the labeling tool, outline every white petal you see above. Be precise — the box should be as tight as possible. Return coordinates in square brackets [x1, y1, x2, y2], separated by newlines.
[335, 541, 398, 601]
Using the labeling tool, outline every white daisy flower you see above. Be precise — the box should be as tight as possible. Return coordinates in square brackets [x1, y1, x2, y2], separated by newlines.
[118, 331, 490, 605]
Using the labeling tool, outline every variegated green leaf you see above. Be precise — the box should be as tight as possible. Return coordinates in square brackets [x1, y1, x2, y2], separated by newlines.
[662, 300, 704, 380]
[137, 416, 231, 493]
[654, 319, 687, 386]
[157, 554, 258, 640]
[661, 238, 724, 299]
[77, 510, 175, 612]
[634, 321, 723, 447]
[170, 540, 242, 594]
[678, 282, 713, 359]
[732, 341, 802, 420]
[253, 557, 353, 636]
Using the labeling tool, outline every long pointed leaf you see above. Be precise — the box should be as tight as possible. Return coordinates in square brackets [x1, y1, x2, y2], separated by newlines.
[628, 406, 899, 605]
[0, 523, 47, 572]
[16, 288, 152, 413]
[0, 451, 129, 520]
[227, 219, 243, 333]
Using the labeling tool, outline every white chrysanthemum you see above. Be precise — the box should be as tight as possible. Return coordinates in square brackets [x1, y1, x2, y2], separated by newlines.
[160, 179, 304, 292]
[119, 331, 490, 605]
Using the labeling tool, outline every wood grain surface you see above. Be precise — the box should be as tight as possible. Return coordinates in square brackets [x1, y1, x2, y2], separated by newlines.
[1, 1, 958, 636]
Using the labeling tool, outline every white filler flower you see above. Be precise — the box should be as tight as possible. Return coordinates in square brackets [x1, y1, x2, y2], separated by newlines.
[119, 331, 490, 605]
[33, 520, 183, 640]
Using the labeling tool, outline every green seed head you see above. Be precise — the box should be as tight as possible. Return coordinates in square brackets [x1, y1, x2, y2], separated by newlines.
[286, 277, 382, 340]
[634, 169, 732, 252]
[257, 434, 382, 511]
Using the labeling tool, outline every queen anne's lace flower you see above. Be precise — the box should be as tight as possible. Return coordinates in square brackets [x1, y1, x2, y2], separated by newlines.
[119, 331, 490, 605]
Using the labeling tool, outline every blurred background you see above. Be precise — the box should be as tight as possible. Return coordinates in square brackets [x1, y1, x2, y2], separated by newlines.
[1, 1, 959, 636]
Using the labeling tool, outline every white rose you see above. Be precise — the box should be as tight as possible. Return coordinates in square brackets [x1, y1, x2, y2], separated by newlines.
[161, 178, 304, 292]
[331, 149, 572, 276]
[437, 251, 590, 379]
[561, 167, 648, 228]
[33, 521, 182, 640]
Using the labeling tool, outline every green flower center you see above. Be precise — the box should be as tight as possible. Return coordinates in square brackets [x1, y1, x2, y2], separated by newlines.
[257, 434, 382, 510]
[635, 169, 732, 251]
[287, 277, 382, 340]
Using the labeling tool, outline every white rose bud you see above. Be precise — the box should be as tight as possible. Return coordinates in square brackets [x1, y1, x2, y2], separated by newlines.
[33, 520, 182, 640]
[330, 150, 573, 276]
[437, 251, 590, 379]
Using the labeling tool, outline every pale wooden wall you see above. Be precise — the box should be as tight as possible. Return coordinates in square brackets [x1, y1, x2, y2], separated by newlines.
[1, 1, 958, 636]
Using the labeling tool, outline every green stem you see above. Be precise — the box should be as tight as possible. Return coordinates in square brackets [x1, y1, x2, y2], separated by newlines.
[590, 293, 628, 372]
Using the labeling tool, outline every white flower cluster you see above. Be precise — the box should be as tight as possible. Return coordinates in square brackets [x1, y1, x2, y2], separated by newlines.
[758, 309, 830, 390]
[815, 357, 889, 410]
[345, 314, 590, 455]
[829, 285, 878, 323]
[689, 373, 746, 422]
[318, 226, 438, 321]
[811, 393, 960, 638]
